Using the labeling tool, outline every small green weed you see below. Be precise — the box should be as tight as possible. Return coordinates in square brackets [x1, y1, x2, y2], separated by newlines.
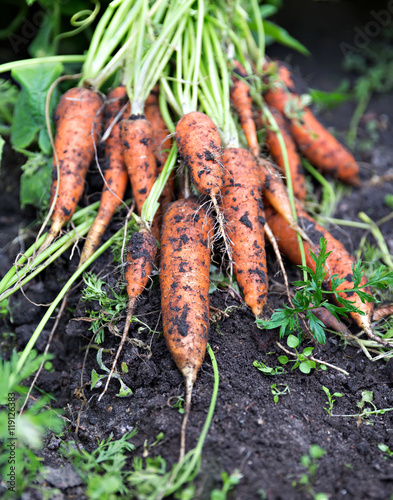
[210, 469, 243, 500]
[292, 444, 328, 500]
[253, 360, 285, 375]
[90, 348, 133, 397]
[270, 383, 290, 403]
[278, 335, 327, 374]
[322, 386, 343, 416]
[378, 443, 393, 458]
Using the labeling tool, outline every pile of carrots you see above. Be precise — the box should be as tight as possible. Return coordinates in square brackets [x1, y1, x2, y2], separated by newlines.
[13, 0, 387, 457]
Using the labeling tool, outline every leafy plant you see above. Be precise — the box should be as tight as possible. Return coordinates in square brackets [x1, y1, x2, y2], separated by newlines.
[322, 386, 343, 416]
[257, 237, 393, 345]
[270, 383, 290, 403]
[210, 469, 243, 500]
[90, 348, 133, 397]
[292, 444, 328, 500]
[278, 335, 327, 374]
[378, 443, 393, 458]
[253, 360, 285, 376]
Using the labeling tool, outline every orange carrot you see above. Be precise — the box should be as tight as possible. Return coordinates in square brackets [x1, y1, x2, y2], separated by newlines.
[263, 61, 360, 185]
[160, 196, 213, 459]
[144, 85, 174, 209]
[79, 86, 129, 265]
[230, 61, 259, 158]
[310, 307, 351, 337]
[175, 111, 223, 196]
[265, 205, 381, 342]
[120, 115, 160, 239]
[221, 148, 268, 317]
[43, 87, 103, 249]
[99, 226, 157, 400]
[261, 106, 306, 200]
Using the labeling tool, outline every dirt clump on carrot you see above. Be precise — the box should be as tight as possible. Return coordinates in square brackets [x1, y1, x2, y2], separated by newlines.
[221, 148, 268, 318]
[43, 87, 103, 250]
[160, 196, 214, 459]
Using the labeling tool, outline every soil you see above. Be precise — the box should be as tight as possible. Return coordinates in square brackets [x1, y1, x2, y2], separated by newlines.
[1, 1, 393, 499]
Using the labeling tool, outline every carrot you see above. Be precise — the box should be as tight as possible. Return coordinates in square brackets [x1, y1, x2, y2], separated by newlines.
[221, 148, 268, 318]
[79, 86, 129, 265]
[144, 85, 174, 209]
[99, 226, 157, 400]
[261, 105, 306, 200]
[160, 196, 213, 460]
[263, 61, 360, 186]
[175, 111, 223, 196]
[373, 303, 393, 322]
[120, 115, 160, 239]
[43, 87, 103, 249]
[310, 307, 351, 337]
[230, 60, 259, 158]
[265, 205, 385, 344]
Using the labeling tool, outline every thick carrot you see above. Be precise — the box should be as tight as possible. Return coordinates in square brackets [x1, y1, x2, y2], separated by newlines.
[221, 148, 268, 318]
[79, 86, 129, 265]
[160, 196, 213, 459]
[120, 116, 160, 239]
[265, 205, 381, 343]
[230, 61, 259, 158]
[261, 106, 306, 200]
[43, 87, 103, 249]
[99, 227, 157, 400]
[175, 111, 223, 196]
[263, 61, 360, 186]
[144, 85, 174, 209]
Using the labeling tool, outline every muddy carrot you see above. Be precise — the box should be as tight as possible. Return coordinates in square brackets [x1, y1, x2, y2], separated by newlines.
[261, 106, 306, 200]
[79, 86, 129, 265]
[99, 226, 157, 400]
[263, 61, 360, 186]
[160, 196, 213, 460]
[265, 205, 383, 344]
[221, 148, 268, 318]
[230, 60, 259, 158]
[120, 115, 160, 239]
[42, 87, 103, 249]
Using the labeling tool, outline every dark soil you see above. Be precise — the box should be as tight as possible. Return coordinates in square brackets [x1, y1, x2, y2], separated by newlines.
[2, 1, 393, 499]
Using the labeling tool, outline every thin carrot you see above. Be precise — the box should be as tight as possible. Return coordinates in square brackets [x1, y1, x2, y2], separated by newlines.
[79, 86, 129, 265]
[221, 148, 268, 318]
[261, 105, 306, 200]
[263, 61, 360, 186]
[99, 226, 157, 400]
[43, 87, 103, 249]
[230, 60, 259, 158]
[120, 115, 160, 239]
[310, 307, 351, 337]
[160, 196, 213, 460]
[144, 85, 174, 209]
[265, 205, 385, 344]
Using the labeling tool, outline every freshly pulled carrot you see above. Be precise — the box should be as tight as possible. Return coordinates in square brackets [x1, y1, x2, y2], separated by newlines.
[144, 85, 174, 209]
[99, 226, 157, 400]
[79, 86, 129, 265]
[230, 61, 259, 158]
[120, 115, 160, 239]
[160, 196, 213, 460]
[43, 87, 103, 249]
[263, 61, 360, 186]
[175, 111, 223, 196]
[373, 303, 393, 322]
[265, 205, 385, 344]
[261, 106, 306, 200]
[310, 307, 351, 337]
[221, 148, 268, 318]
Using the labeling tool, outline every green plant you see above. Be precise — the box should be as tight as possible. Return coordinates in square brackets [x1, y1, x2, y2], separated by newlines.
[270, 383, 290, 403]
[277, 335, 327, 374]
[210, 469, 243, 500]
[90, 348, 133, 398]
[257, 237, 393, 345]
[253, 360, 285, 375]
[322, 386, 343, 416]
[61, 430, 136, 500]
[0, 351, 64, 498]
[292, 444, 328, 500]
[378, 443, 393, 458]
